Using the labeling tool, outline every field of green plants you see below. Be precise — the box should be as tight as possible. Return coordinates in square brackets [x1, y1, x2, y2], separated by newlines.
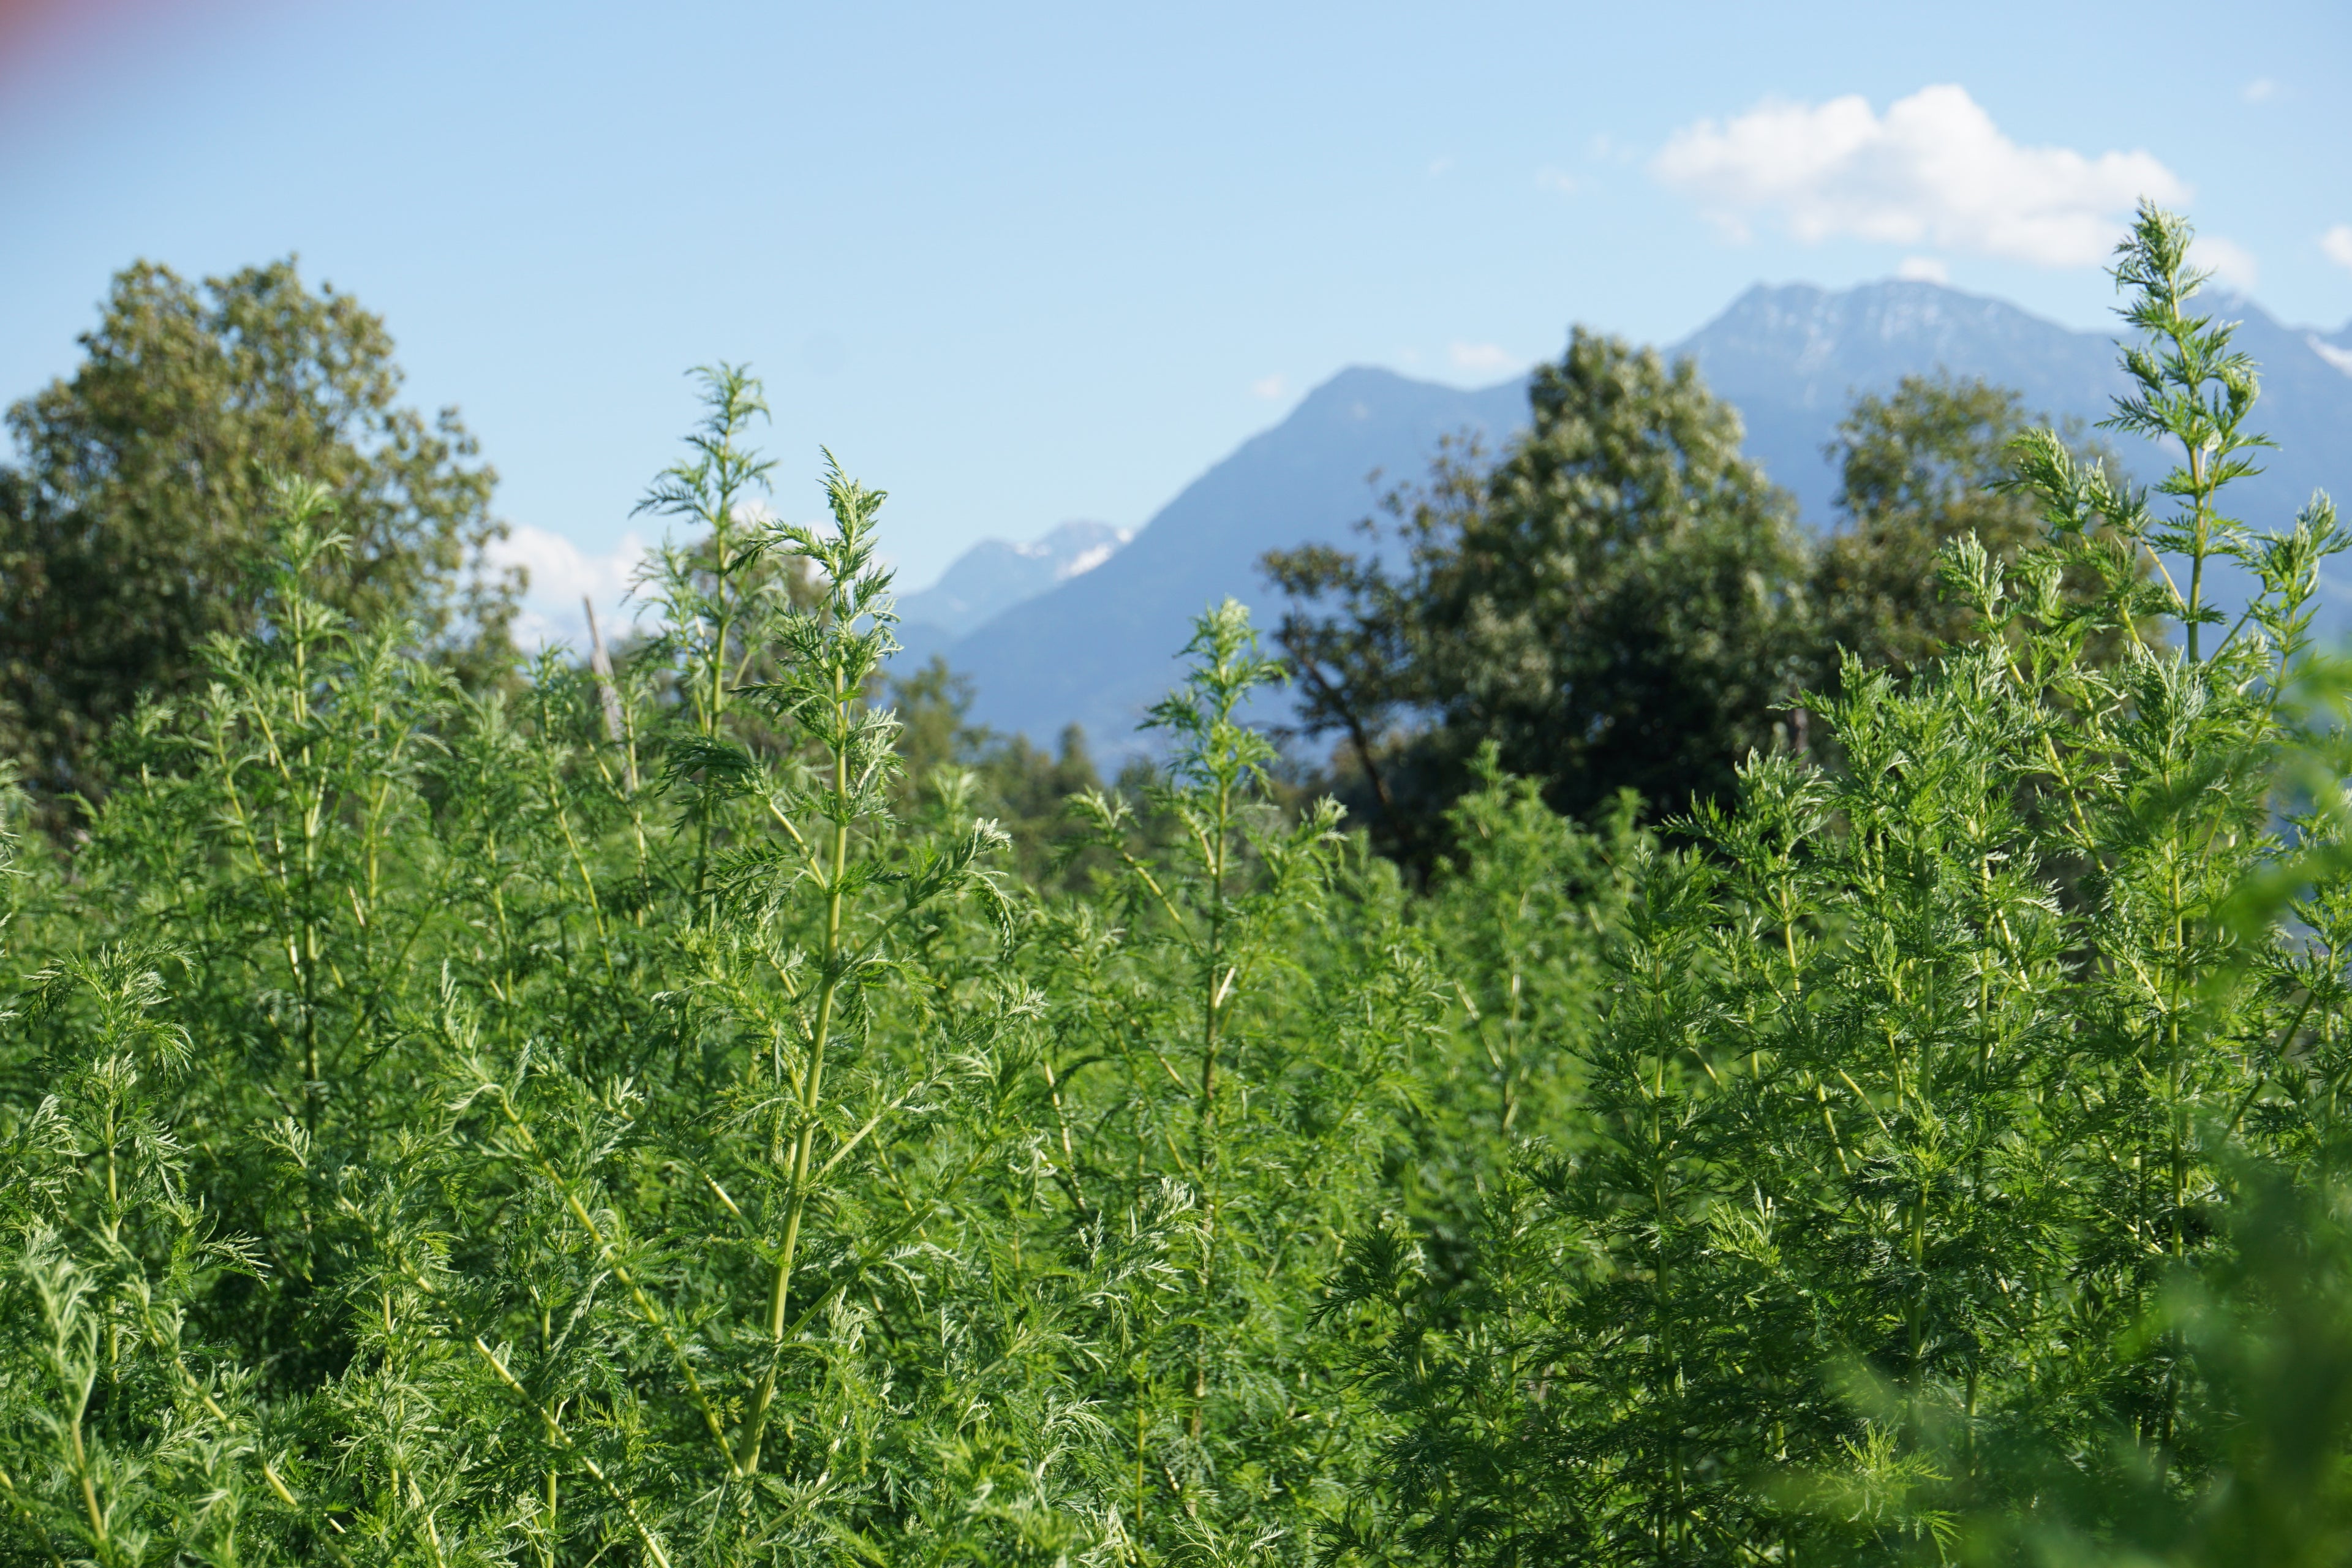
[6, 208, 2352, 1567]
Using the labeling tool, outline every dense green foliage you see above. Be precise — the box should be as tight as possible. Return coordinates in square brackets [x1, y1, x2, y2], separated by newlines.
[1264, 330, 1811, 848]
[4, 205, 2352, 1568]
[1817, 374, 2090, 673]
[0, 258, 518, 807]
[1321, 203, 2352, 1567]
[885, 657, 1109, 888]
[1267, 360, 2122, 858]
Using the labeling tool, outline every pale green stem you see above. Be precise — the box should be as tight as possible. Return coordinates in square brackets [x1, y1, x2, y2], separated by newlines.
[737, 664, 852, 1474]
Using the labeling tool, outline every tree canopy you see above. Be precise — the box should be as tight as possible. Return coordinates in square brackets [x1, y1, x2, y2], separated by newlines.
[1265, 328, 1811, 846]
[0, 258, 517, 804]
[1268, 353, 2127, 850]
[1812, 371, 2127, 672]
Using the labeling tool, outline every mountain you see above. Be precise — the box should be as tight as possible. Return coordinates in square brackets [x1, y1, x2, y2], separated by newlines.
[930, 368, 1523, 747]
[894, 519, 1131, 667]
[1678, 281, 2129, 525]
[921, 281, 2352, 755]
[1684, 281, 2352, 531]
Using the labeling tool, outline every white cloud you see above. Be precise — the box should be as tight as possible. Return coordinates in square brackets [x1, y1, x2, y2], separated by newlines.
[2190, 235, 2260, 290]
[2244, 77, 2278, 103]
[1896, 255, 1950, 284]
[1426, 156, 1454, 178]
[1250, 372, 1288, 400]
[1449, 341, 1522, 375]
[2324, 224, 2352, 271]
[488, 525, 650, 650]
[1653, 83, 2188, 267]
[1536, 166, 1580, 195]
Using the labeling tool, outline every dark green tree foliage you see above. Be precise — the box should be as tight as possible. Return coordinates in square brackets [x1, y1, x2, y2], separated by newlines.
[1814, 373, 2140, 679]
[1266, 330, 1811, 841]
[1815, 374, 2058, 670]
[1272, 361, 2137, 846]
[0, 258, 515, 804]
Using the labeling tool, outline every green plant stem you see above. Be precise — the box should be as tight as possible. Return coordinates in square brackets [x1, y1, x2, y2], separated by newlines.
[1191, 768, 1231, 1444]
[737, 666, 852, 1475]
[472, 1338, 673, 1568]
[2186, 442, 2209, 663]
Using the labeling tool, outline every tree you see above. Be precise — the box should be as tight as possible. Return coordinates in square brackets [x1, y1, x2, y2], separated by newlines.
[1811, 371, 2139, 675]
[886, 652, 1102, 883]
[1265, 328, 1811, 845]
[1811, 374, 2047, 671]
[0, 258, 518, 805]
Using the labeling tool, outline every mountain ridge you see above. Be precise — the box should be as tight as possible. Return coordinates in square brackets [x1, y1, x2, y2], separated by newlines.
[893, 519, 1133, 669]
[916, 279, 2352, 755]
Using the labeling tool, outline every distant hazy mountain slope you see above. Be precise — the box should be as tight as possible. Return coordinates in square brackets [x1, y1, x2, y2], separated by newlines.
[2206, 299, 2352, 525]
[948, 368, 1523, 746]
[898, 519, 1131, 640]
[941, 282, 2352, 753]
[1689, 281, 2352, 529]
[2311, 331, 2352, 377]
[1678, 281, 2130, 522]
[894, 519, 1132, 669]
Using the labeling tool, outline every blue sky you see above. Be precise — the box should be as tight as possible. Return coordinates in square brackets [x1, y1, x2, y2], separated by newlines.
[4, 0, 2348, 642]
